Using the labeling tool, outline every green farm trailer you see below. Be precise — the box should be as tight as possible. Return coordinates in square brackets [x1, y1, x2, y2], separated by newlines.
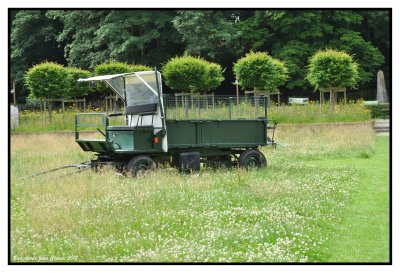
[76, 70, 275, 175]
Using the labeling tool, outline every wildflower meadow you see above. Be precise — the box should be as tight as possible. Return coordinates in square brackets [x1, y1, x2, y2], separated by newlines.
[10, 124, 389, 263]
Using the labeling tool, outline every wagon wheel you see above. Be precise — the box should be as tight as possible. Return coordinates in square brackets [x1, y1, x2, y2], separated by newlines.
[126, 155, 155, 177]
[238, 149, 267, 169]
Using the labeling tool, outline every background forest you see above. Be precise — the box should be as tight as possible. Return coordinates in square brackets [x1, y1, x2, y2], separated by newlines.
[9, 9, 391, 103]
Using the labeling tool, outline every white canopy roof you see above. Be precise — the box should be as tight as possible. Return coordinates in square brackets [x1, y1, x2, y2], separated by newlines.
[77, 71, 161, 101]
[77, 70, 156, 82]
[77, 73, 126, 82]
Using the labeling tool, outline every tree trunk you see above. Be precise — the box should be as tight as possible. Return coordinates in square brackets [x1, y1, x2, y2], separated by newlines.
[254, 88, 259, 108]
[320, 90, 323, 105]
[48, 100, 53, 123]
[330, 88, 334, 111]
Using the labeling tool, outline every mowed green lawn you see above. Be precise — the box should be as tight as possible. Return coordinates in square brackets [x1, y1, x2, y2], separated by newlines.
[10, 124, 389, 263]
[321, 136, 390, 262]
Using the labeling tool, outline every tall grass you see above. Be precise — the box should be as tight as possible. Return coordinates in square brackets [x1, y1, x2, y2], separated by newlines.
[10, 124, 377, 262]
[272, 123, 376, 160]
[15, 109, 126, 133]
[166, 101, 371, 124]
[13, 102, 371, 133]
[269, 102, 371, 124]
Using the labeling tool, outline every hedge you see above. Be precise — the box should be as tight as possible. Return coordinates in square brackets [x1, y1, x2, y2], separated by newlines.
[364, 103, 390, 119]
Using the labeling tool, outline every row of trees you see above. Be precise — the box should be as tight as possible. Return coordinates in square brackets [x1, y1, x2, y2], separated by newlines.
[25, 61, 152, 100]
[24, 58, 225, 100]
[11, 9, 390, 102]
[164, 50, 359, 95]
[25, 49, 359, 101]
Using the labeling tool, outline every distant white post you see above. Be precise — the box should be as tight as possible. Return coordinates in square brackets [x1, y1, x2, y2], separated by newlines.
[233, 79, 239, 104]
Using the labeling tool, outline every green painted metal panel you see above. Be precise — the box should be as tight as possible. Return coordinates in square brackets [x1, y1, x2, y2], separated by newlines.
[133, 130, 154, 151]
[201, 120, 265, 144]
[106, 126, 164, 153]
[166, 121, 197, 146]
[166, 120, 266, 149]
[76, 140, 114, 153]
[107, 129, 134, 151]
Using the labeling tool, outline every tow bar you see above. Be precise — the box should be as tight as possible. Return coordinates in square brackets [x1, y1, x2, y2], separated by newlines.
[24, 161, 92, 179]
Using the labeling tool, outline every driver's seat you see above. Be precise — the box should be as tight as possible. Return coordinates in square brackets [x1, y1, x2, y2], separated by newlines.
[126, 103, 158, 127]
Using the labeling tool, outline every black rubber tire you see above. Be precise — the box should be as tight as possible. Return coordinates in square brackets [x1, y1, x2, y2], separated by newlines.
[238, 149, 267, 169]
[126, 155, 155, 177]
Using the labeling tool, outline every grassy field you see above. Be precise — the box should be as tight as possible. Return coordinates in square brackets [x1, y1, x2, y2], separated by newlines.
[10, 124, 389, 263]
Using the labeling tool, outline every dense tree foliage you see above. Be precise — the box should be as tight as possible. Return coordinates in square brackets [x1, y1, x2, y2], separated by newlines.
[237, 10, 385, 90]
[10, 10, 65, 100]
[173, 10, 240, 61]
[46, 10, 112, 68]
[46, 10, 183, 69]
[10, 9, 390, 103]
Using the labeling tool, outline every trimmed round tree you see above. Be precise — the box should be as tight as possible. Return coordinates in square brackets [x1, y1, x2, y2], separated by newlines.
[24, 61, 69, 122]
[306, 49, 359, 91]
[162, 56, 208, 93]
[233, 51, 288, 92]
[306, 49, 359, 106]
[24, 61, 69, 99]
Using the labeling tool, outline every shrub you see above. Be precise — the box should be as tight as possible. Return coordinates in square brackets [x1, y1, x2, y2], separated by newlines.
[306, 49, 359, 91]
[24, 61, 69, 99]
[233, 51, 288, 92]
[364, 103, 390, 119]
[65, 67, 91, 99]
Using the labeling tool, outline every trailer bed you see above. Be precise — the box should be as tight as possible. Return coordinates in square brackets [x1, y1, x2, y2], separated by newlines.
[166, 119, 267, 149]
